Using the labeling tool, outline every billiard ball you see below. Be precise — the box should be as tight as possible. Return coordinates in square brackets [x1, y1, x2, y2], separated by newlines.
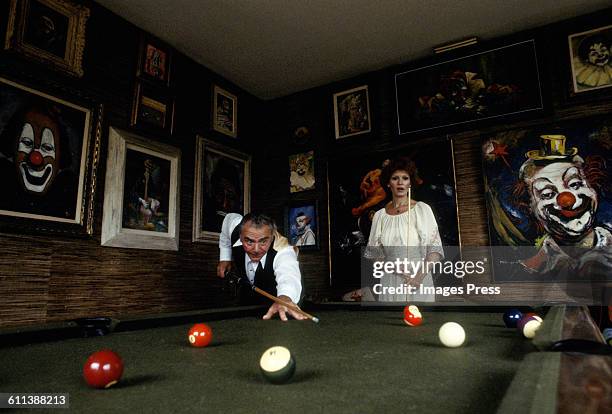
[516, 315, 539, 333]
[259, 346, 295, 384]
[521, 318, 542, 339]
[83, 350, 124, 389]
[188, 323, 213, 347]
[525, 312, 543, 323]
[503, 309, 523, 328]
[603, 328, 612, 346]
[438, 322, 466, 348]
[403, 305, 423, 326]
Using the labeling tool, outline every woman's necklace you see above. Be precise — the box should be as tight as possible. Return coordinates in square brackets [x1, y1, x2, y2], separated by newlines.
[392, 199, 409, 213]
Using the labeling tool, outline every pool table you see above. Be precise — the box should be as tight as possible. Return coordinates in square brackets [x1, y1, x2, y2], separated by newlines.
[0, 305, 609, 413]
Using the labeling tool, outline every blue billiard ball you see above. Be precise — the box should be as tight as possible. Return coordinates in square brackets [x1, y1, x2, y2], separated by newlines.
[503, 309, 523, 328]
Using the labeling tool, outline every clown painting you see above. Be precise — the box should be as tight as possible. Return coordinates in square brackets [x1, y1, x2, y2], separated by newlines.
[482, 118, 612, 284]
[0, 77, 91, 225]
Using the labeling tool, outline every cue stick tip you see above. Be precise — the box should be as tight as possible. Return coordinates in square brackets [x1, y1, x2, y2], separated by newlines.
[311, 316, 320, 323]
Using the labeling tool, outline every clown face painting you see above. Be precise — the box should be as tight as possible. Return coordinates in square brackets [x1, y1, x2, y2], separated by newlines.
[0, 77, 92, 229]
[569, 24, 612, 93]
[482, 119, 612, 284]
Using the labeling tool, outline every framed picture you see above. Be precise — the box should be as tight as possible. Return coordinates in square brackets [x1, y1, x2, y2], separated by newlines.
[212, 85, 237, 138]
[395, 39, 544, 134]
[101, 127, 181, 250]
[193, 136, 251, 243]
[0, 76, 102, 236]
[289, 150, 315, 193]
[327, 139, 460, 290]
[333, 85, 371, 139]
[568, 24, 612, 94]
[482, 116, 612, 290]
[131, 81, 174, 134]
[137, 34, 172, 87]
[286, 201, 319, 250]
[4, 0, 90, 77]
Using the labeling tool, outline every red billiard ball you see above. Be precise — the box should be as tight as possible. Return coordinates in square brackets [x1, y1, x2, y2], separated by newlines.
[83, 350, 124, 389]
[188, 323, 213, 347]
[403, 305, 423, 326]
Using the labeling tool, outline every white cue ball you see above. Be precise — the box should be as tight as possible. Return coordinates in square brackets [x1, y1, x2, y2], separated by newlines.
[438, 322, 466, 348]
[522, 319, 542, 339]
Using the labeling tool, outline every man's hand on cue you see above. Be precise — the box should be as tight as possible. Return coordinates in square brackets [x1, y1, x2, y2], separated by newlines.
[217, 261, 232, 278]
[262, 295, 308, 321]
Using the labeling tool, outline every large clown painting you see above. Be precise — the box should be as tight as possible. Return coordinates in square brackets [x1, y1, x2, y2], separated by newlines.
[482, 117, 612, 284]
[328, 139, 460, 292]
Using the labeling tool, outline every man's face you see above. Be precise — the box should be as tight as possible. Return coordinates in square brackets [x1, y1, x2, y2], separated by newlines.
[14, 109, 60, 195]
[240, 222, 273, 261]
[528, 161, 598, 239]
[296, 215, 307, 230]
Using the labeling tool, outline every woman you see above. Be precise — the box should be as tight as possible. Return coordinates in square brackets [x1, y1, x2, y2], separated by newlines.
[365, 157, 443, 302]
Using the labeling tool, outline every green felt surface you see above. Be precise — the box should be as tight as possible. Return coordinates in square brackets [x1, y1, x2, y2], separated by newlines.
[0, 310, 540, 413]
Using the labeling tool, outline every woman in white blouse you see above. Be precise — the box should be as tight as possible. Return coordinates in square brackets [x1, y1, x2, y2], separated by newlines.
[365, 157, 444, 302]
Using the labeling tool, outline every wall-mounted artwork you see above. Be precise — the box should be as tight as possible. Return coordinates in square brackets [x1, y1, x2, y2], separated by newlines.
[4, 0, 90, 77]
[131, 81, 174, 134]
[137, 34, 172, 87]
[289, 150, 315, 193]
[482, 117, 612, 287]
[212, 85, 237, 138]
[395, 39, 544, 134]
[286, 201, 319, 250]
[0, 76, 101, 236]
[193, 136, 250, 243]
[568, 24, 612, 94]
[333, 85, 371, 139]
[328, 139, 460, 290]
[101, 127, 180, 250]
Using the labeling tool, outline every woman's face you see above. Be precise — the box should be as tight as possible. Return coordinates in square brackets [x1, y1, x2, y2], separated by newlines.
[388, 169, 411, 198]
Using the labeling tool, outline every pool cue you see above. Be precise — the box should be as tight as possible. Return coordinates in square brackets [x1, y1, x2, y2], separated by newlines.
[225, 270, 319, 323]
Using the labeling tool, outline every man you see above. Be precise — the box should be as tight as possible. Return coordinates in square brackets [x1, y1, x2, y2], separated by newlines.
[216, 212, 306, 321]
[292, 211, 316, 247]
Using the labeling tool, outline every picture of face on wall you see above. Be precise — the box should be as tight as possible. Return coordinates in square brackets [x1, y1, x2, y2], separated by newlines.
[122, 148, 171, 233]
[568, 24, 612, 94]
[287, 203, 318, 249]
[328, 140, 459, 290]
[482, 117, 612, 284]
[289, 151, 315, 193]
[23, 0, 69, 59]
[212, 86, 237, 138]
[0, 76, 90, 224]
[202, 148, 245, 233]
[333, 85, 371, 139]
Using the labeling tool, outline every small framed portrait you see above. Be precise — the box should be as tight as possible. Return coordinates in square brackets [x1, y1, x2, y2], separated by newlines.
[568, 24, 612, 94]
[101, 127, 181, 251]
[131, 81, 174, 134]
[333, 85, 371, 139]
[289, 151, 315, 193]
[0, 76, 102, 236]
[286, 202, 319, 250]
[212, 85, 237, 138]
[193, 136, 251, 243]
[4, 0, 90, 77]
[137, 34, 172, 87]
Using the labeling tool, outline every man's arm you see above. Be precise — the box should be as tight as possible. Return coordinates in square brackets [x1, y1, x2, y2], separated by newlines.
[217, 213, 243, 278]
[262, 246, 306, 321]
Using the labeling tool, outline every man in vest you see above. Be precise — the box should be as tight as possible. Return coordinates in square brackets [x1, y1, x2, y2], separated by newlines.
[217, 212, 306, 321]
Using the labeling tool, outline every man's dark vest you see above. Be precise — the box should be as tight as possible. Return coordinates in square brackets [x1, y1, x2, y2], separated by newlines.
[231, 225, 278, 304]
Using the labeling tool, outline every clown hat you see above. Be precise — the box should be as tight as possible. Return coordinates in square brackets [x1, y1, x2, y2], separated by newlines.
[525, 134, 578, 160]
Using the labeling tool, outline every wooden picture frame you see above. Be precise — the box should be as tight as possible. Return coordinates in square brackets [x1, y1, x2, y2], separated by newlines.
[0, 76, 102, 236]
[131, 81, 174, 134]
[395, 39, 544, 134]
[568, 24, 612, 95]
[212, 85, 237, 138]
[286, 201, 319, 250]
[101, 127, 181, 250]
[137, 34, 172, 87]
[4, 0, 90, 77]
[333, 85, 371, 139]
[193, 136, 250, 243]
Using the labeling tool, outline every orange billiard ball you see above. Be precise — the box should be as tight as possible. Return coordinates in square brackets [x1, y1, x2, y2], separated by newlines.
[188, 323, 213, 347]
[403, 305, 423, 326]
[83, 350, 124, 389]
